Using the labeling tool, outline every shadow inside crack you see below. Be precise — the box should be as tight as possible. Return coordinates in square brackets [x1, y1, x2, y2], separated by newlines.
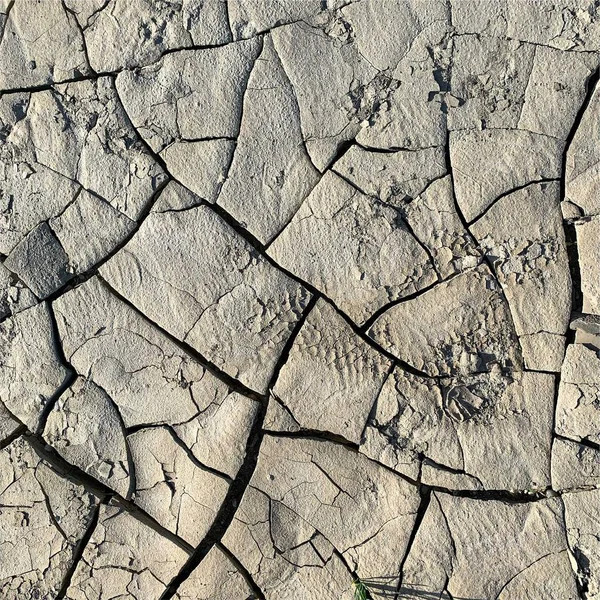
[359, 578, 484, 600]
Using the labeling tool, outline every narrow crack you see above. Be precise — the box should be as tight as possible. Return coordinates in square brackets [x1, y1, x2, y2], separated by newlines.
[468, 178, 562, 227]
[96, 275, 264, 402]
[55, 502, 101, 600]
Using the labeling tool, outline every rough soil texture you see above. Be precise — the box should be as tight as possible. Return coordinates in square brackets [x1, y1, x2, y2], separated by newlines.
[1, 1, 600, 599]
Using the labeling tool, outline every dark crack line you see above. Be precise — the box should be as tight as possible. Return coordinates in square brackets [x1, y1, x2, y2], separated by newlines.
[467, 178, 562, 227]
[562, 66, 600, 329]
[158, 383, 268, 599]
[0, 175, 171, 327]
[55, 502, 100, 600]
[395, 485, 432, 600]
[34, 302, 77, 436]
[88, 378, 138, 501]
[126, 423, 233, 483]
[96, 275, 264, 403]
[0, 424, 26, 451]
[61, 0, 94, 76]
[216, 541, 267, 600]
[264, 429, 359, 450]
[159, 283, 317, 599]
[25, 432, 195, 554]
[111, 75, 439, 381]
[212, 35, 265, 205]
[360, 265, 480, 333]
[555, 432, 600, 454]
[445, 129, 525, 368]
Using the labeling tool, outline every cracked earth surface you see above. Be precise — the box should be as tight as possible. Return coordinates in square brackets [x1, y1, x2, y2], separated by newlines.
[2, 0, 600, 599]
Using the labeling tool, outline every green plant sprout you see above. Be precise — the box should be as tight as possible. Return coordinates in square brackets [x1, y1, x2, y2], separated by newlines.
[353, 578, 370, 600]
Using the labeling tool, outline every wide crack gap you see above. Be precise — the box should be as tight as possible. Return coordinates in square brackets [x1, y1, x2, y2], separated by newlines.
[24, 432, 194, 554]
[159, 284, 316, 599]
[34, 302, 77, 436]
[562, 67, 600, 338]
[551, 71, 600, 599]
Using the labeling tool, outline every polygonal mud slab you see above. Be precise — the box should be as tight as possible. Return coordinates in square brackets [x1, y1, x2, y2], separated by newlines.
[1, 2, 599, 599]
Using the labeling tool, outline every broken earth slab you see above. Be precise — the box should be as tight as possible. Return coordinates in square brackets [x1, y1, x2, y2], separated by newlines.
[332, 144, 446, 205]
[562, 490, 600, 600]
[348, 12, 449, 153]
[268, 170, 437, 326]
[246, 434, 420, 585]
[3, 222, 72, 300]
[228, 0, 350, 40]
[552, 436, 600, 491]
[63, 503, 190, 600]
[0, 0, 90, 90]
[448, 34, 536, 132]
[53, 276, 259, 479]
[576, 215, 600, 315]
[518, 44, 598, 140]
[400, 175, 481, 280]
[221, 485, 352, 600]
[563, 488, 600, 599]
[400, 493, 578, 599]
[115, 37, 260, 151]
[0, 302, 69, 431]
[217, 35, 321, 245]
[270, 19, 377, 171]
[49, 189, 136, 274]
[340, 0, 449, 72]
[367, 263, 522, 377]
[174, 545, 253, 600]
[555, 343, 600, 446]
[70, 0, 232, 73]
[44, 376, 131, 498]
[449, 128, 563, 223]
[12, 78, 166, 222]
[470, 181, 571, 372]
[0, 436, 99, 600]
[271, 4, 448, 164]
[566, 77, 600, 217]
[448, 34, 598, 137]
[127, 426, 230, 546]
[160, 140, 234, 205]
[361, 366, 554, 491]
[100, 197, 311, 394]
[0, 78, 166, 298]
[452, 0, 600, 51]
[270, 299, 391, 444]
